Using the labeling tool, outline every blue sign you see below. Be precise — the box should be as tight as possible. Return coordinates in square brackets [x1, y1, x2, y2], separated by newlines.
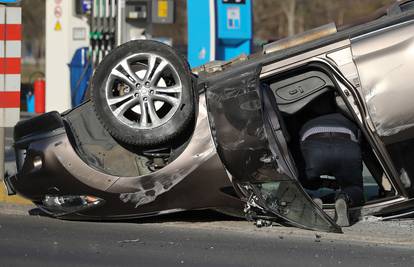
[81, 0, 92, 13]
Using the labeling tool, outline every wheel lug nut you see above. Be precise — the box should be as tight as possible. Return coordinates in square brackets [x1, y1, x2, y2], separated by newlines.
[150, 90, 154, 94]
[145, 82, 150, 87]
[136, 83, 141, 88]
[143, 97, 148, 101]
[134, 93, 139, 98]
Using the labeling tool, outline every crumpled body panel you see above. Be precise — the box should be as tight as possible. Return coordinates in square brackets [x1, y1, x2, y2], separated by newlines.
[205, 65, 289, 183]
[352, 21, 414, 137]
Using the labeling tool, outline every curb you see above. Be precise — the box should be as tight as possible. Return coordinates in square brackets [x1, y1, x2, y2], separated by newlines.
[0, 202, 35, 216]
[0, 179, 32, 205]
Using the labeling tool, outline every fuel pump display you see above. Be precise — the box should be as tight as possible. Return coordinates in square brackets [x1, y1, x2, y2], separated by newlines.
[76, 0, 92, 15]
[90, 0, 118, 68]
[89, 0, 175, 68]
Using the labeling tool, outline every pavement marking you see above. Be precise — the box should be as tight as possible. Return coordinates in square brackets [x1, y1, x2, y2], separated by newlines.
[0, 181, 31, 205]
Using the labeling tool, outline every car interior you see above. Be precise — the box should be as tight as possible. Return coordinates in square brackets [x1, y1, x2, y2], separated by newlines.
[262, 65, 397, 208]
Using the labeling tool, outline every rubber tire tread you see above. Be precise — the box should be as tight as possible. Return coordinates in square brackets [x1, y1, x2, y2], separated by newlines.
[90, 40, 195, 147]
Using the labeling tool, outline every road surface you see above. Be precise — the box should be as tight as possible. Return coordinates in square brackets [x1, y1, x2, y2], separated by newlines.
[0, 210, 413, 267]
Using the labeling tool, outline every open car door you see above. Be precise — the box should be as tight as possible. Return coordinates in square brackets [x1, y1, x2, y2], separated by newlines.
[204, 64, 341, 233]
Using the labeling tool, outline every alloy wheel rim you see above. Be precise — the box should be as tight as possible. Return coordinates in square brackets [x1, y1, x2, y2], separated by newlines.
[104, 52, 183, 130]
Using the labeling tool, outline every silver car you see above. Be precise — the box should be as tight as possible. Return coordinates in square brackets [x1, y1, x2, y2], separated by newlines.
[5, 0, 414, 233]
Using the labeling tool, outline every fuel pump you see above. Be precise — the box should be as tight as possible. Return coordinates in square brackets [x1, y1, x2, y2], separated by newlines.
[90, 0, 175, 67]
[90, 0, 118, 68]
[45, 0, 175, 112]
[119, 0, 152, 43]
[105, 0, 117, 55]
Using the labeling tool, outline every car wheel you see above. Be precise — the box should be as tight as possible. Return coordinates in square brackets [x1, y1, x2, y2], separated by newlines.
[91, 40, 195, 147]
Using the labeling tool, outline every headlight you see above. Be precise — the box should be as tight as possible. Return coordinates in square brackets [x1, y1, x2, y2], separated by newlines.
[41, 195, 104, 216]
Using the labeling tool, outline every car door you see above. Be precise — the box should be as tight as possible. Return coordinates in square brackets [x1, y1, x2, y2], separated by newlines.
[204, 63, 341, 233]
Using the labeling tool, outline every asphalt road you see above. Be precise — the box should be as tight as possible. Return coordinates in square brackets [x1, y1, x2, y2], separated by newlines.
[0, 212, 413, 267]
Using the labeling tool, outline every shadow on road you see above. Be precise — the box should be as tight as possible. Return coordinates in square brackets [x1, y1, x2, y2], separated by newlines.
[27, 208, 245, 224]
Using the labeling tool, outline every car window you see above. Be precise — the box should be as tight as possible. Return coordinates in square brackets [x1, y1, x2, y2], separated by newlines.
[401, 1, 414, 12]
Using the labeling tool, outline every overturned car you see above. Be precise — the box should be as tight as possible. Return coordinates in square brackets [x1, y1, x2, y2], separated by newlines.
[5, 1, 414, 233]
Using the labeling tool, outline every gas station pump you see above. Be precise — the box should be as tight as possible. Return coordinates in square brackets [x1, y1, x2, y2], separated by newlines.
[187, 0, 252, 68]
[117, 0, 175, 44]
[90, 0, 117, 68]
[90, 0, 175, 68]
[118, 0, 151, 46]
[45, 0, 175, 112]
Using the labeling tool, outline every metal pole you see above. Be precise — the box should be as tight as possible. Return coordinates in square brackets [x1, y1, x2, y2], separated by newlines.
[0, 127, 5, 180]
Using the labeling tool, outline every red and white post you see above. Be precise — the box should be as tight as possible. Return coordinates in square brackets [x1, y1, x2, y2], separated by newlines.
[0, 4, 21, 180]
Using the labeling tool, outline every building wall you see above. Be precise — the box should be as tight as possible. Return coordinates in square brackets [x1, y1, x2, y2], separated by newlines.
[45, 0, 89, 112]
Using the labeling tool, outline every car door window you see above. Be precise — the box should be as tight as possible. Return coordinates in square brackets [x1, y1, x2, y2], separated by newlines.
[259, 84, 341, 233]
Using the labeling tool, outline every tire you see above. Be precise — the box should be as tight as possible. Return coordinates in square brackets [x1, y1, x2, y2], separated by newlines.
[91, 40, 195, 147]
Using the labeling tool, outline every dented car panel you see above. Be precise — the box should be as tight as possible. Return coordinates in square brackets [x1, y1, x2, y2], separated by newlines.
[205, 65, 280, 183]
[8, 96, 244, 220]
[352, 20, 414, 137]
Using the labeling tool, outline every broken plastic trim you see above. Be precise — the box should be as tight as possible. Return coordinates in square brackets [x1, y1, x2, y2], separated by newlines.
[40, 195, 105, 216]
[243, 183, 342, 233]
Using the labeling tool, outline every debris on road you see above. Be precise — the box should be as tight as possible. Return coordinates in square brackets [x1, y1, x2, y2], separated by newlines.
[117, 238, 141, 244]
